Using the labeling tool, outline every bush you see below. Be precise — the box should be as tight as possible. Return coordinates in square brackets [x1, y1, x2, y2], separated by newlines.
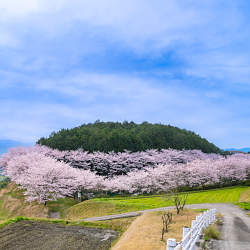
[236, 202, 250, 210]
[203, 225, 221, 240]
[0, 177, 10, 189]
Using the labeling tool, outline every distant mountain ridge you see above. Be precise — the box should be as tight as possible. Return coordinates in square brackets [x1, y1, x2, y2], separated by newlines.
[225, 147, 250, 153]
[0, 140, 30, 155]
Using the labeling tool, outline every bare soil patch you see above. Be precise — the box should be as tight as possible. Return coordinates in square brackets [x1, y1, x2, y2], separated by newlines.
[0, 220, 118, 250]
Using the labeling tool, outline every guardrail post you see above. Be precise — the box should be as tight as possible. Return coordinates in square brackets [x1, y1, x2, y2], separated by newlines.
[167, 238, 177, 250]
[191, 219, 197, 244]
[196, 215, 200, 221]
[210, 209, 213, 224]
[167, 209, 216, 250]
[213, 209, 216, 221]
[182, 226, 189, 248]
[191, 220, 196, 229]
[206, 211, 209, 227]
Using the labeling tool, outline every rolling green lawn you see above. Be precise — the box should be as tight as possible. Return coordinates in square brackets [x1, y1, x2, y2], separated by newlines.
[65, 186, 249, 220]
[95, 186, 248, 207]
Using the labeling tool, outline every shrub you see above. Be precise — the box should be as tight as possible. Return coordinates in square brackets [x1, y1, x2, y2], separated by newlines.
[203, 225, 221, 240]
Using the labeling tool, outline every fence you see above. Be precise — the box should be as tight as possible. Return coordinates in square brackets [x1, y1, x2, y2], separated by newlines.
[167, 208, 216, 250]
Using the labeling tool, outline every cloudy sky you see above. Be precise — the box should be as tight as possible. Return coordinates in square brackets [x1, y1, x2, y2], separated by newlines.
[1, 0, 250, 148]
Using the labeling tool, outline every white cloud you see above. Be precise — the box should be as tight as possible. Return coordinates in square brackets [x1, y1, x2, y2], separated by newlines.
[0, 1, 242, 49]
[0, 71, 241, 147]
[0, 0, 248, 76]
[0, 0, 41, 18]
[1, 1, 250, 148]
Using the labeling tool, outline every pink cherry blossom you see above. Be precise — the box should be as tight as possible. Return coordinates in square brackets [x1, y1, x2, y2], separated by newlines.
[1, 145, 249, 203]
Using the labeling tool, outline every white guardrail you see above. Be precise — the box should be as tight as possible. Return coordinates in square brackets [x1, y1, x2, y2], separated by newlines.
[167, 208, 216, 250]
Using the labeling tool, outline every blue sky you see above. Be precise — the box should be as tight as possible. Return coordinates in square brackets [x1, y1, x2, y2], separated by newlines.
[1, 0, 250, 148]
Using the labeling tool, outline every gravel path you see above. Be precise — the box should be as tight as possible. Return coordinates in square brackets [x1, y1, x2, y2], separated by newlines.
[186, 203, 250, 250]
[83, 203, 250, 250]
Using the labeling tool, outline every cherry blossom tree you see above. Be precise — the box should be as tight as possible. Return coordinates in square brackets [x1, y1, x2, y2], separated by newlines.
[1, 145, 249, 203]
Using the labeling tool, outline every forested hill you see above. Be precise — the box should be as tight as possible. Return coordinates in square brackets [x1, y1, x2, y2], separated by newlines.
[37, 121, 221, 153]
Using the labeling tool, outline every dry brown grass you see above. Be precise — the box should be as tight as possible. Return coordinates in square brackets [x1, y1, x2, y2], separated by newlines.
[0, 183, 48, 219]
[239, 188, 250, 202]
[112, 209, 199, 250]
[2, 195, 48, 218]
[203, 223, 221, 240]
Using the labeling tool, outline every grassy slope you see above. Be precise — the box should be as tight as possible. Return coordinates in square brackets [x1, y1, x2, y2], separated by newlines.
[0, 184, 136, 236]
[236, 188, 250, 212]
[0, 183, 48, 223]
[46, 198, 78, 218]
[66, 186, 249, 220]
[0, 183, 77, 222]
[1, 183, 249, 223]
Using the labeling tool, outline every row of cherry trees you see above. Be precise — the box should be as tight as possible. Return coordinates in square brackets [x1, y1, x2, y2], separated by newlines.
[0, 145, 220, 176]
[0, 146, 249, 203]
[1, 151, 104, 203]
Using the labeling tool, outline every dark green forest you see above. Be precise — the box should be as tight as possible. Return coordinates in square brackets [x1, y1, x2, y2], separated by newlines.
[37, 121, 221, 153]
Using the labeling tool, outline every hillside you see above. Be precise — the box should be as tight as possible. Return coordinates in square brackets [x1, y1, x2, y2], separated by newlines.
[37, 121, 221, 153]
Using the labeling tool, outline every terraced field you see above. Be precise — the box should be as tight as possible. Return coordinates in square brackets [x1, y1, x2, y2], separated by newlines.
[0, 220, 118, 250]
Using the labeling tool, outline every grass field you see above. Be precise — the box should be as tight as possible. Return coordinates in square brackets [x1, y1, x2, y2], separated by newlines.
[1, 182, 249, 222]
[66, 186, 249, 220]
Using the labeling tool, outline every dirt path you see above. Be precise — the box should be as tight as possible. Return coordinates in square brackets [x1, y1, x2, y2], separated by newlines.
[84, 203, 250, 250]
[111, 209, 199, 250]
[111, 212, 166, 250]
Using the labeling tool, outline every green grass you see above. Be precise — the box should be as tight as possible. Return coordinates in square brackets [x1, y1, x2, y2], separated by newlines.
[96, 186, 248, 207]
[66, 186, 249, 220]
[0, 199, 8, 221]
[0, 178, 10, 189]
[46, 198, 78, 218]
[235, 202, 250, 210]
[0, 176, 6, 182]
[235, 188, 250, 211]
[1, 183, 249, 223]
[203, 225, 221, 240]
[0, 216, 29, 228]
